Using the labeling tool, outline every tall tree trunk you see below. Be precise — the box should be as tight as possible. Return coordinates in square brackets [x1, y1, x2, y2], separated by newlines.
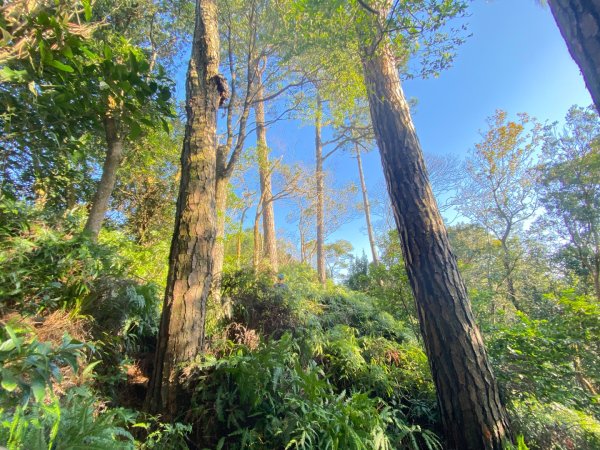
[254, 66, 278, 272]
[236, 207, 248, 269]
[146, 0, 221, 417]
[210, 176, 228, 308]
[355, 145, 379, 265]
[593, 252, 600, 301]
[300, 233, 306, 264]
[83, 116, 123, 243]
[361, 42, 512, 450]
[315, 95, 326, 284]
[253, 206, 262, 271]
[548, 0, 600, 112]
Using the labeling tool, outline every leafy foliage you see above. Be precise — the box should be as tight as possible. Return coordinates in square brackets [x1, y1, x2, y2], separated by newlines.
[0, 321, 85, 407]
[190, 334, 440, 450]
[488, 291, 600, 416]
[509, 397, 600, 450]
[0, 388, 137, 450]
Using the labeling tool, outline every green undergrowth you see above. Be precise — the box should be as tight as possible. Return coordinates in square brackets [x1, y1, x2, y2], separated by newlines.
[509, 396, 600, 450]
[2, 199, 599, 449]
[189, 269, 440, 449]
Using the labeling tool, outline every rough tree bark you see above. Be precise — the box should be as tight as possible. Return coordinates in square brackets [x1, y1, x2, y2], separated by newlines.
[361, 42, 512, 450]
[355, 144, 379, 265]
[548, 0, 600, 112]
[83, 115, 123, 243]
[315, 95, 326, 284]
[254, 64, 279, 272]
[145, 0, 222, 417]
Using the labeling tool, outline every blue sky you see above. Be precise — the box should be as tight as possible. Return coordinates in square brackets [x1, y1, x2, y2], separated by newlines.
[175, 0, 593, 261]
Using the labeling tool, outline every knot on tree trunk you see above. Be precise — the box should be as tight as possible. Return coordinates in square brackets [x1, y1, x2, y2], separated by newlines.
[212, 74, 230, 107]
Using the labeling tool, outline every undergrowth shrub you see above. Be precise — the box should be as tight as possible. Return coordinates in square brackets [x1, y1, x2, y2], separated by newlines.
[314, 325, 437, 425]
[0, 199, 160, 351]
[0, 320, 88, 408]
[510, 396, 600, 450]
[318, 290, 408, 341]
[0, 387, 137, 450]
[219, 270, 300, 339]
[488, 292, 600, 417]
[188, 334, 441, 450]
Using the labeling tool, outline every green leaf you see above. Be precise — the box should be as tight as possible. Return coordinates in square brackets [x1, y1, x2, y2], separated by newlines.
[5, 325, 21, 352]
[62, 44, 74, 59]
[82, 0, 92, 21]
[30, 378, 46, 403]
[1, 370, 18, 392]
[27, 80, 38, 96]
[161, 118, 170, 134]
[81, 360, 101, 379]
[48, 60, 75, 73]
[0, 67, 28, 82]
[0, 339, 16, 352]
[103, 44, 113, 60]
[0, 27, 12, 44]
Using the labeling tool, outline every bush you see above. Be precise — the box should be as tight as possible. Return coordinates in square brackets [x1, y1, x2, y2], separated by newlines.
[219, 269, 301, 339]
[488, 292, 600, 417]
[0, 388, 137, 450]
[189, 334, 440, 450]
[315, 325, 437, 425]
[0, 320, 87, 408]
[510, 397, 600, 450]
[0, 198, 161, 355]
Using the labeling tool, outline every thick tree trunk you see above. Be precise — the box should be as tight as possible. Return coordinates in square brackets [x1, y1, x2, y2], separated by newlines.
[83, 116, 123, 243]
[361, 43, 512, 450]
[254, 68, 278, 273]
[355, 145, 379, 265]
[548, 0, 600, 112]
[145, 0, 221, 417]
[315, 95, 326, 284]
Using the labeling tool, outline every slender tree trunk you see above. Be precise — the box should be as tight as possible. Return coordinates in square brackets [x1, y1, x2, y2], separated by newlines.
[254, 66, 278, 272]
[210, 176, 228, 307]
[548, 0, 600, 112]
[315, 95, 326, 284]
[593, 253, 600, 301]
[83, 116, 123, 243]
[355, 145, 379, 265]
[361, 42, 512, 450]
[146, 0, 221, 417]
[300, 233, 306, 264]
[253, 207, 262, 271]
[500, 240, 521, 311]
[236, 208, 248, 269]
